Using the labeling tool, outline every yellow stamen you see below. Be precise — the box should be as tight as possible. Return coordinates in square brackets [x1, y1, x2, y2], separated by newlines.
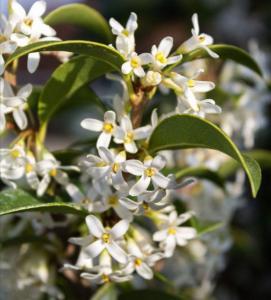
[187, 79, 195, 88]
[24, 18, 33, 26]
[131, 56, 140, 68]
[198, 35, 205, 43]
[155, 51, 167, 64]
[144, 167, 155, 177]
[102, 233, 110, 243]
[11, 149, 21, 158]
[122, 29, 129, 37]
[102, 274, 110, 283]
[25, 163, 33, 173]
[0, 35, 7, 43]
[103, 122, 114, 133]
[82, 198, 91, 204]
[143, 202, 150, 211]
[49, 168, 57, 177]
[112, 163, 120, 173]
[167, 227, 177, 235]
[134, 258, 142, 266]
[124, 131, 134, 144]
[108, 195, 118, 206]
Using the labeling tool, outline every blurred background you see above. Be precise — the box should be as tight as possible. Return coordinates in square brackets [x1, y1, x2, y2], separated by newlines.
[1, 0, 271, 299]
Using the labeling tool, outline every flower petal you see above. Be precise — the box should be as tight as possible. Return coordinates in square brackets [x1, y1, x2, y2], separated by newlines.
[158, 36, 173, 57]
[27, 52, 40, 73]
[106, 241, 127, 264]
[85, 239, 104, 258]
[85, 215, 104, 237]
[129, 176, 151, 196]
[111, 219, 130, 238]
[80, 118, 103, 132]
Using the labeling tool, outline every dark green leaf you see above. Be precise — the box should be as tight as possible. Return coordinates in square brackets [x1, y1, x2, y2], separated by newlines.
[175, 166, 225, 188]
[0, 189, 87, 216]
[91, 283, 117, 300]
[44, 3, 112, 43]
[148, 115, 261, 197]
[38, 55, 110, 126]
[5, 40, 124, 71]
[167, 44, 262, 76]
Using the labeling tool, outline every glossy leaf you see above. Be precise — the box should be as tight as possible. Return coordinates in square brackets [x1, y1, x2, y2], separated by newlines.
[44, 3, 112, 43]
[148, 115, 261, 197]
[38, 55, 111, 126]
[167, 44, 262, 76]
[5, 40, 124, 72]
[0, 189, 87, 216]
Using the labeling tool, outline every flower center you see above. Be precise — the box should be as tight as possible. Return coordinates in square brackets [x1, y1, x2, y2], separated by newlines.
[155, 51, 167, 64]
[144, 167, 155, 177]
[82, 198, 91, 204]
[102, 233, 110, 243]
[142, 202, 150, 211]
[122, 29, 129, 37]
[49, 168, 57, 177]
[112, 163, 120, 173]
[108, 195, 118, 206]
[198, 35, 205, 43]
[11, 149, 21, 158]
[131, 56, 140, 68]
[187, 79, 195, 88]
[134, 258, 142, 266]
[167, 227, 177, 235]
[124, 131, 134, 144]
[24, 18, 33, 27]
[0, 35, 7, 43]
[102, 274, 110, 283]
[25, 163, 33, 173]
[103, 122, 114, 134]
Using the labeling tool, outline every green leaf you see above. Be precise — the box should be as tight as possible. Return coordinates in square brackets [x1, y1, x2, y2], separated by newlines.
[44, 3, 112, 43]
[168, 44, 262, 76]
[38, 55, 110, 126]
[0, 189, 87, 216]
[219, 150, 271, 179]
[148, 115, 261, 197]
[118, 290, 181, 300]
[91, 283, 117, 300]
[175, 166, 225, 188]
[5, 40, 124, 71]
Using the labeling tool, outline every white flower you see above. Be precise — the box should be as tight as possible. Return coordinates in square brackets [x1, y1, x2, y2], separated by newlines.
[24, 151, 39, 190]
[121, 52, 152, 78]
[0, 78, 32, 131]
[114, 115, 151, 153]
[124, 155, 170, 196]
[141, 70, 162, 87]
[153, 211, 197, 257]
[109, 12, 137, 57]
[81, 111, 116, 149]
[0, 15, 17, 75]
[10, 1, 58, 73]
[81, 251, 132, 283]
[36, 153, 79, 197]
[84, 215, 129, 264]
[80, 147, 127, 190]
[124, 239, 163, 280]
[179, 13, 219, 58]
[151, 36, 182, 70]
[0, 145, 26, 188]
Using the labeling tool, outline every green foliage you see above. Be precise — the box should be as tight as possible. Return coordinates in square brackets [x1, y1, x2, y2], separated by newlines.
[168, 44, 262, 76]
[148, 115, 261, 197]
[0, 189, 87, 216]
[44, 3, 112, 43]
[91, 283, 118, 300]
[5, 40, 124, 71]
[118, 290, 181, 300]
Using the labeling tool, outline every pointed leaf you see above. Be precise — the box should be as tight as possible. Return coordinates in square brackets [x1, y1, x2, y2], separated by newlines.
[148, 115, 261, 197]
[0, 189, 87, 216]
[44, 3, 112, 43]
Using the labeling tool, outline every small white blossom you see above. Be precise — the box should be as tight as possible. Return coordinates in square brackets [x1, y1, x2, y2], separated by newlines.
[114, 115, 151, 153]
[141, 70, 162, 87]
[179, 13, 219, 58]
[81, 111, 116, 149]
[83, 215, 129, 264]
[151, 36, 182, 70]
[121, 52, 152, 78]
[124, 155, 170, 196]
[153, 211, 197, 257]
